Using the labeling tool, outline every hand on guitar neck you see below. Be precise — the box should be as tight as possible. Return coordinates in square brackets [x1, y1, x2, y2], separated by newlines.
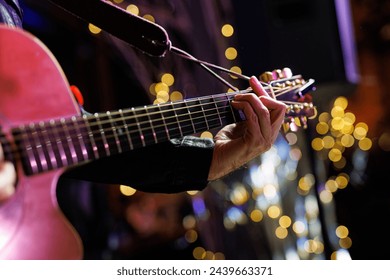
[0, 144, 16, 202]
[208, 76, 287, 180]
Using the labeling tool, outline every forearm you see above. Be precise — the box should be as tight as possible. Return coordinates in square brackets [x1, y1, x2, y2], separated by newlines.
[63, 136, 214, 193]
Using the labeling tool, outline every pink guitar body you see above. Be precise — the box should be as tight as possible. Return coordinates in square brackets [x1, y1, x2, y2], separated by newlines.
[0, 25, 83, 259]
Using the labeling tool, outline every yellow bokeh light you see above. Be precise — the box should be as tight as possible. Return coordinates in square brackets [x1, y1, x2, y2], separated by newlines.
[359, 137, 372, 151]
[331, 117, 345, 131]
[340, 134, 355, 147]
[298, 176, 313, 192]
[200, 131, 213, 139]
[275, 226, 288, 239]
[344, 112, 356, 124]
[331, 106, 345, 118]
[355, 122, 368, 131]
[316, 122, 329, 135]
[279, 215, 292, 228]
[339, 237, 352, 249]
[119, 185, 136, 196]
[156, 91, 169, 102]
[221, 24, 234, 37]
[193, 247, 206, 260]
[311, 137, 324, 151]
[229, 66, 242, 79]
[187, 190, 199, 195]
[170, 91, 183, 101]
[319, 189, 333, 204]
[318, 112, 331, 123]
[126, 4, 139, 15]
[250, 209, 264, 222]
[340, 123, 354, 134]
[161, 73, 175, 86]
[184, 229, 198, 243]
[225, 47, 238, 60]
[328, 148, 342, 162]
[354, 126, 367, 140]
[334, 96, 348, 110]
[154, 82, 169, 94]
[335, 173, 349, 189]
[336, 225, 349, 238]
[88, 23, 101, 34]
[267, 205, 281, 219]
[323, 135, 335, 149]
[325, 179, 338, 193]
[214, 252, 225, 260]
[153, 98, 166, 104]
[143, 14, 155, 22]
[230, 185, 249, 206]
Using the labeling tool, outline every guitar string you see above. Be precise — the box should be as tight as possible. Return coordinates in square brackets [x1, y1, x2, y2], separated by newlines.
[1, 83, 314, 167]
[6, 83, 309, 143]
[3, 108, 314, 168]
[4, 83, 312, 146]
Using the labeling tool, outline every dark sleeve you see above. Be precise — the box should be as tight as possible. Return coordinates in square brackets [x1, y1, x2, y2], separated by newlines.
[63, 136, 214, 193]
[0, 0, 23, 27]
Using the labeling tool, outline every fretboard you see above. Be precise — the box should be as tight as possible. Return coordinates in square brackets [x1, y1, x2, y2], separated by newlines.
[10, 90, 247, 175]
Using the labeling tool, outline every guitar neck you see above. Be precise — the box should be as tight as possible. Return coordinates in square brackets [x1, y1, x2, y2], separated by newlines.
[10, 90, 247, 176]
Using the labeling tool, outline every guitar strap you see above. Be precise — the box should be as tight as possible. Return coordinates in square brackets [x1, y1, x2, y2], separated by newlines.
[46, 0, 170, 57]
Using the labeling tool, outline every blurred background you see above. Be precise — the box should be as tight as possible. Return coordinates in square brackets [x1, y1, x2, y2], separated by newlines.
[17, 0, 390, 260]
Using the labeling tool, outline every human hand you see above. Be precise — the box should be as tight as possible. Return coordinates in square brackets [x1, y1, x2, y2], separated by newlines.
[0, 144, 16, 202]
[208, 76, 287, 180]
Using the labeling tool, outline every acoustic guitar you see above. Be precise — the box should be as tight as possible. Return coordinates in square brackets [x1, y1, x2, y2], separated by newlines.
[0, 25, 315, 259]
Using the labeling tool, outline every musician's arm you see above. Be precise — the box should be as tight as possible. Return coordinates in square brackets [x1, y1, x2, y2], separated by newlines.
[63, 136, 214, 193]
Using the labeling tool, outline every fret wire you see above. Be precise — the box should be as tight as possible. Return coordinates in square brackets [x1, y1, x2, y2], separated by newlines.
[118, 109, 134, 150]
[156, 103, 170, 140]
[60, 118, 78, 165]
[184, 100, 196, 134]
[71, 116, 89, 161]
[22, 124, 39, 174]
[7, 84, 298, 144]
[49, 119, 68, 167]
[93, 113, 111, 157]
[30, 122, 48, 172]
[9, 86, 306, 158]
[132, 108, 146, 147]
[226, 92, 238, 123]
[10, 102, 236, 147]
[107, 111, 122, 154]
[83, 115, 99, 160]
[38, 121, 56, 171]
[64, 117, 90, 163]
[212, 95, 224, 127]
[145, 106, 158, 144]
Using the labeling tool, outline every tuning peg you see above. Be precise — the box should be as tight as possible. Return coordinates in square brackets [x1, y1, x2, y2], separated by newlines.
[260, 67, 294, 82]
[259, 71, 275, 83]
[282, 67, 293, 78]
[272, 69, 283, 79]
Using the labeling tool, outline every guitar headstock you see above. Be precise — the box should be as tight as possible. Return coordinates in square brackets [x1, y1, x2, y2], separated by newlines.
[259, 68, 316, 133]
